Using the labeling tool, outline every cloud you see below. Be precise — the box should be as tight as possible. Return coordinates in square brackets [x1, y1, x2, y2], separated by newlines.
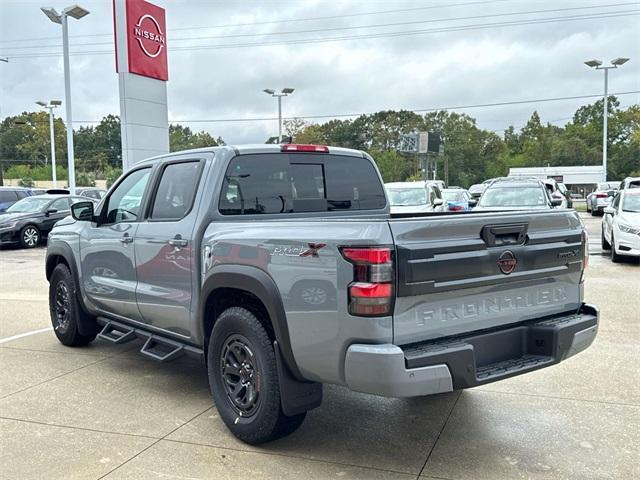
[1, 0, 638, 145]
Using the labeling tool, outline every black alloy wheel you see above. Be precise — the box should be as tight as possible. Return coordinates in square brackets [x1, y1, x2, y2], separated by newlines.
[53, 280, 72, 334]
[220, 335, 261, 417]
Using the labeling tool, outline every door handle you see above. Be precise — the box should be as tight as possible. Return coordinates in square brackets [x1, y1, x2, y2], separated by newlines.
[119, 233, 133, 244]
[168, 236, 188, 248]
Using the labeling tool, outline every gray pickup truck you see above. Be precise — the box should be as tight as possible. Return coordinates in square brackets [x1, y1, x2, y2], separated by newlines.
[46, 144, 598, 444]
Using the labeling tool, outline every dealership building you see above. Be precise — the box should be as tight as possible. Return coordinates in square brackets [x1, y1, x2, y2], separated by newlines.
[508, 165, 604, 196]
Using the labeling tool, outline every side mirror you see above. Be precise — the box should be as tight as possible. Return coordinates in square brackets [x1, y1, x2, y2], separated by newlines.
[71, 201, 95, 222]
[45, 208, 58, 216]
[433, 198, 443, 206]
[468, 199, 477, 207]
[603, 206, 615, 216]
[550, 198, 563, 207]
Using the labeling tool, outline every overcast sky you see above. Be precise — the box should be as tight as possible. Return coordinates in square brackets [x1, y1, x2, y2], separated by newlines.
[1, 0, 639, 144]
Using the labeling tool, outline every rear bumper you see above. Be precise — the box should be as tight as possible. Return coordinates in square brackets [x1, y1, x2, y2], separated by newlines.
[344, 303, 598, 397]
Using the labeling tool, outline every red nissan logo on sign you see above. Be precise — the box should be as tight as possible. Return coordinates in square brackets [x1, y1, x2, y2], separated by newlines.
[120, 0, 168, 81]
[497, 250, 517, 275]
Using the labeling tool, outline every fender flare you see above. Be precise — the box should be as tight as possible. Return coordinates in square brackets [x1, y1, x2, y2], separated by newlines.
[200, 264, 304, 381]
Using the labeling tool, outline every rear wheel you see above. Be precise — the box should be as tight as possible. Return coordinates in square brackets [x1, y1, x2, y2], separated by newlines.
[20, 225, 40, 248]
[207, 307, 306, 444]
[49, 263, 97, 346]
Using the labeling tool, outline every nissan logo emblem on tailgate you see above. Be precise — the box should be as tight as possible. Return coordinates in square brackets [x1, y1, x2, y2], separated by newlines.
[497, 250, 517, 275]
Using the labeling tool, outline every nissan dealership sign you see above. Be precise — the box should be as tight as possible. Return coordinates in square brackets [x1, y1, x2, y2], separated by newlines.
[113, 0, 170, 169]
[116, 0, 168, 81]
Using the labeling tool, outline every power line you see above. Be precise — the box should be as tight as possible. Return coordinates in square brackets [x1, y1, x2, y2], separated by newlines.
[0, 0, 509, 44]
[71, 91, 640, 124]
[4, 10, 638, 59]
[3, 2, 635, 51]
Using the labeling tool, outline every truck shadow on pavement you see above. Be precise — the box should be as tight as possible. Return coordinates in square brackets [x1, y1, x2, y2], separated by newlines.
[100, 343, 459, 475]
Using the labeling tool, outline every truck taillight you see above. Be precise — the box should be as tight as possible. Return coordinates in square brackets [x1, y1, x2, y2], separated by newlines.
[340, 246, 394, 316]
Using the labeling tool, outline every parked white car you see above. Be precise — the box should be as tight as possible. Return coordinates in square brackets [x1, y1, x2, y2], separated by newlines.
[602, 190, 640, 262]
[385, 181, 443, 214]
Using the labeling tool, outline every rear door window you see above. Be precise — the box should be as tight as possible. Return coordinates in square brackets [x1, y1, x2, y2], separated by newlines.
[219, 153, 385, 215]
[150, 161, 201, 220]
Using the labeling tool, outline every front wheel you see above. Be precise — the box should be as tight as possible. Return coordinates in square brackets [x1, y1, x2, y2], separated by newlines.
[49, 263, 97, 346]
[20, 225, 41, 248]
[207, 307, 306, 444]
[601, 227, 611, 250]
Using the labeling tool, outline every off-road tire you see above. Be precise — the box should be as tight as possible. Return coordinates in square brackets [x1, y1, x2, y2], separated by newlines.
[20, 225, 41, 248]
[208, 307, 306, 444]
[49, 263, 97, 346]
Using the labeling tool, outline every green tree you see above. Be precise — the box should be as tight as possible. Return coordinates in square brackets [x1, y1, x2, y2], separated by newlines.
[169, 124, 220, 151]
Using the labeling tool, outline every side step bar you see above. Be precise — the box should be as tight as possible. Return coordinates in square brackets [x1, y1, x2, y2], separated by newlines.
[96, 317, 204, 363]
[140, 336, 184, 362]
[98, 322, 136, 344]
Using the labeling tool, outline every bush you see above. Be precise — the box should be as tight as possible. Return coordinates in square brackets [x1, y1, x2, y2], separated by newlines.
[18, 177, 35, 187]
[106, 168, 122, 188]
[76, 171, 96, 187]
[5, 164, 68, 182]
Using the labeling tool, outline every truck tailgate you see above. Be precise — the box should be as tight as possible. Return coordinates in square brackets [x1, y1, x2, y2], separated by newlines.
[390, 210, 585, 345]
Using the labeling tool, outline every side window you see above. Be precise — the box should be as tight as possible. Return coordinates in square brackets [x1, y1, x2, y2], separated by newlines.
[150, 161, 201, 220]
[611, 194, 621, 209]
[50, 198, 71, 212]
[16, 190, 28, 199]
[0, 191, 17, 203]
[103, 168, 151, 224]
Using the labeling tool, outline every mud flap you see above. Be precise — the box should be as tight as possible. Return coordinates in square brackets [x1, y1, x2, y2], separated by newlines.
[274, 341, 322, 416]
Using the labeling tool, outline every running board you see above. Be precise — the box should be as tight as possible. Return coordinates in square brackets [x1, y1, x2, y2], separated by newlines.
[95, 317, 204, 363]
[98, 322, 136, 344]
[140, 336, 184, 362]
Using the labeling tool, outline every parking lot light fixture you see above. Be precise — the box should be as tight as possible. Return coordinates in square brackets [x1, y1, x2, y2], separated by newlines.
[263, 88, 295, 143]
[584, 57, 631, 182]
[36, 100, 62, 187]
[40, 4, 90, 195]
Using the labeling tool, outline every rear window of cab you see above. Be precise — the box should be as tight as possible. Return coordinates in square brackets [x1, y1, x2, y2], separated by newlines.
[219, 153, 386, 215]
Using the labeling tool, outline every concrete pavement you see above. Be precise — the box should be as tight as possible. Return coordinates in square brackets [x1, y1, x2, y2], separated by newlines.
[0, 213, 638, 479]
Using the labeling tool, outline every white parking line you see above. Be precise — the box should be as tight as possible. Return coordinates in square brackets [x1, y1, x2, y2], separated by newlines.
[0, 327, 52, 344]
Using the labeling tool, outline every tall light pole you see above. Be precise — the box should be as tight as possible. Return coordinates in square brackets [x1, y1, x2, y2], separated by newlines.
[263, 88, 295, 142]
[36, 100, 62, 187]
[584, 57, 630, 182]
[41, 5, 90, 194]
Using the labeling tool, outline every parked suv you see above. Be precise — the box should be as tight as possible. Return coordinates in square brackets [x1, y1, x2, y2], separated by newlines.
[46, 144, 598, 444]
[385, 181, 444, 213]
[0, 186, 32, 212]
